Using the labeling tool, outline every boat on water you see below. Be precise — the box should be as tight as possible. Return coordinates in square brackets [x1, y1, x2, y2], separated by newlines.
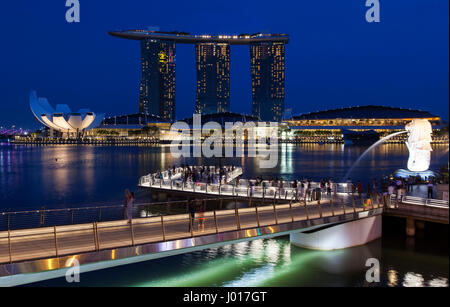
[342, 129, 380, 145]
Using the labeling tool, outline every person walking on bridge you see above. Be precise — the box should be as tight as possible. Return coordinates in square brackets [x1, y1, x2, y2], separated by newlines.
[124, 189, 135, 224]
[188, 198, 196, 232]
[357, 181, 363, 199]
[427, 181, 434, 199]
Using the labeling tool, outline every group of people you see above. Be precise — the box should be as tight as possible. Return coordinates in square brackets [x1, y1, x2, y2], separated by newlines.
[180, 165, 236, 185]
[383, 176, 436, 200]
[151, 164, 237, 186]
[237, 176, 340, 202]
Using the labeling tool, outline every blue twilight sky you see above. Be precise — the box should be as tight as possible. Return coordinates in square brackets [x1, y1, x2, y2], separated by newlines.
[0, 0, 448, 129]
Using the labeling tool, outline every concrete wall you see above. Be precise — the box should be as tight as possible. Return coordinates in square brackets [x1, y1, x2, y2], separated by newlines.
[290, 215, 382, 250]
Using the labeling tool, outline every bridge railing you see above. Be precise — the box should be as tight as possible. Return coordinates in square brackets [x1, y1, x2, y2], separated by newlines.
[0, 196, 381, 265]
[388, 194, 449, 209]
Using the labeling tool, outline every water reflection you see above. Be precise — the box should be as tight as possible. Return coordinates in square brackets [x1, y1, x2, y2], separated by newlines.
[1, 143, 448, 210]
[387, 269, 399, 287]
[428, 277, 448, 287]
[402, 272, 425, 287]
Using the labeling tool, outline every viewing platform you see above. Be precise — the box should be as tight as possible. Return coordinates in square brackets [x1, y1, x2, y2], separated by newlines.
[138, 166, 354, 201]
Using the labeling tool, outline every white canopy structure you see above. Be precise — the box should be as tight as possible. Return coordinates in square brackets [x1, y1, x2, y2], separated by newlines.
[30, 90, 105, 134]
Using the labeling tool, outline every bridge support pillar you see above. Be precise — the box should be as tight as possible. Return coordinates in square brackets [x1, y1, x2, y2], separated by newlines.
[406, 218, 415, 237]
[290, 215, 382, 250]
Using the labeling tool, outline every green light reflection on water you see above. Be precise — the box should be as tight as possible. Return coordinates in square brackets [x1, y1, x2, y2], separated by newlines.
[134, 238, 328, 287]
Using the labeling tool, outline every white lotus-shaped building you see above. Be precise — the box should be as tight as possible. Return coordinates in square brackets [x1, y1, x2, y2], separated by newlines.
[30, 90, 105, 134]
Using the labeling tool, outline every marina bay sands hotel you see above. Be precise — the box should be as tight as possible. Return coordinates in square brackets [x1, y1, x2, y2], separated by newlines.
[109, 30, 289, 122]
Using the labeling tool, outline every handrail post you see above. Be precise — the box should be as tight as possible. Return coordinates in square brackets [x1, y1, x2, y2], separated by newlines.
[130, 220, 135, 246]
[161, 215, 166, 241]
[317, 200, 322, 218]
[342, 197, 346, 215]
[53, 226, 58, 257]
[8, 229, 12, 264]
[352, 195, 356, 214]
[304, 199, 309, 220]
[330, 199, 335, 216]
[71, 207, 74, 224]
[189, 214, 194, 237]
[98, 207, 102, 222]
[235, 206, 241, 231]
[93, 222, 99, 251]
[40, 206, 45, 227]
[255, 205, 260, 227]
[273, 203, 279, 225]
[213, 210, 219, 234]
[7, 208, 11, 230]
[289, 199, 294, 222]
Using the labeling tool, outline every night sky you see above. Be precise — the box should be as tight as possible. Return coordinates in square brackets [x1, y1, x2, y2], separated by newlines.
[0, 0, 448, 129]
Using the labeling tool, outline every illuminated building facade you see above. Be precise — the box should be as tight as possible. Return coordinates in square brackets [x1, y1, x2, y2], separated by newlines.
[109, 30, 289, 122]
[250, 42, 286, 122]
[139, 39, 176, 122]
[285, 106, 446, 143]
[195, 43, 230, 114]
[287, 106, 442, 131]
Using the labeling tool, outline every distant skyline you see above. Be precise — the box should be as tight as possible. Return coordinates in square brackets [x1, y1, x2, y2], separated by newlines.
[0, 0, 448, 129]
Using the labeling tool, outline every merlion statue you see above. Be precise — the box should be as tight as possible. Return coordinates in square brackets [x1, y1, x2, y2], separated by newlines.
[405, 119, 433, 172]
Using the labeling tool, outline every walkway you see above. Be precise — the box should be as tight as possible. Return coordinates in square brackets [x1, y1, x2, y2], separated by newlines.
[0, 198, 376, 267]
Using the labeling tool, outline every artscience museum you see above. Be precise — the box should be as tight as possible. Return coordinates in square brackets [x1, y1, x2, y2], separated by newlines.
[30, 90, 105, 137]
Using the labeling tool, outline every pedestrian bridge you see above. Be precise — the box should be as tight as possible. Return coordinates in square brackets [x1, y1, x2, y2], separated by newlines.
[0, 196, 382, 286]
[139, 166, 352, 201]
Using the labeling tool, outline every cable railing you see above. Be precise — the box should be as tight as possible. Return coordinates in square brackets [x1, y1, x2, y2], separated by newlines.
[0, 195, 383, 265]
